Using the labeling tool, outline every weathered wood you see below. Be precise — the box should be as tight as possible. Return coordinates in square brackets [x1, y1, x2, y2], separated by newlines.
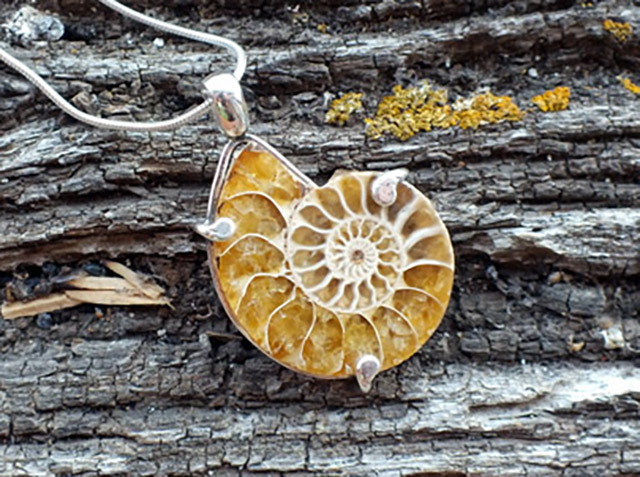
[1, 0, 639, 475]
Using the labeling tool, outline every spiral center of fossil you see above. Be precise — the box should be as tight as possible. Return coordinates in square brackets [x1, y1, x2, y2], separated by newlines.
[351, 249, 365, 263]
[330, 234, 379, 281]
[288, 215, 403, 313]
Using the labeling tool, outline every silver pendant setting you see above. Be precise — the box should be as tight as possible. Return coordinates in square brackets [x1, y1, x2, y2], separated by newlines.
[196, 75, 455, 393]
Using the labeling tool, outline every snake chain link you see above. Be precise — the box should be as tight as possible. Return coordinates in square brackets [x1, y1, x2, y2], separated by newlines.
[0, 0, 247, 132]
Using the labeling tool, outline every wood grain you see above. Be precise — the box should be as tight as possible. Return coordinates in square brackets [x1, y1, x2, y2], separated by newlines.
[1, 0, 639, 475]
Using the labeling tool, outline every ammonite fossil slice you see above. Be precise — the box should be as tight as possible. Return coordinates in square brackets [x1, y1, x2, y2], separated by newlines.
[207, 138, 454, 388]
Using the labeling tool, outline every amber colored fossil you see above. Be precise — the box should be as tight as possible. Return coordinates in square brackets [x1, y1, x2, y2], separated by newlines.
[210, 145, 454, 378]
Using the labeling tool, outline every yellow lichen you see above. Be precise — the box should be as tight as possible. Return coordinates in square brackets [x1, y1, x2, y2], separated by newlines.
[365, 81, 524, 140]
[619, 76, 640, 95]
[452, 91, 525, 130]
[325, 92, 363, 126]
[604, 19, 632, 43]
[531, 86, 571, 112]
[317, 23, 328, 34]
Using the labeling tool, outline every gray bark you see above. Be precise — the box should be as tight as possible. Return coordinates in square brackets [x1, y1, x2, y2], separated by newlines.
[0, 0, 639, 475]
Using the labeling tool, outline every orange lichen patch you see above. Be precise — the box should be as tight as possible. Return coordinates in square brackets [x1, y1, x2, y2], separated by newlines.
[452, 91, 525, 129]
[234, 276, 294, 348]
[604, 19, 633, 43]
[365, 81, 524, 140]
[221, 148, 303, 206]
[365, 82, 451, 140]
[325, 92, 363, 126]
[372, 307, 418, 369]
[531, 86, 571, 112]
[619, 76, 640, 95]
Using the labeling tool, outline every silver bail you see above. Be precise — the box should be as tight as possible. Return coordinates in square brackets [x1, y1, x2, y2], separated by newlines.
[202, 73, 249, 138]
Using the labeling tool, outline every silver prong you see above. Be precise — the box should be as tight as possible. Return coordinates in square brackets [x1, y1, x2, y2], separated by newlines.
[355, 355, 381, 393]
[202, 73, 249, 138]
[195, 217, 236, 242]
[371, 168, 409, 206]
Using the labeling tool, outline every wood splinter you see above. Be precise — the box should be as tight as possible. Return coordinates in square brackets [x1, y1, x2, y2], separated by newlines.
[1, 261, 171, 320]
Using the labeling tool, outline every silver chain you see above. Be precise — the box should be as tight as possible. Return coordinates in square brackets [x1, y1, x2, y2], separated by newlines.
[0, 0, 247, 132]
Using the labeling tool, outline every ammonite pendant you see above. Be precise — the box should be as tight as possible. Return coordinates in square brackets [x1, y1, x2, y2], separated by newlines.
[196, 74, 454, 392]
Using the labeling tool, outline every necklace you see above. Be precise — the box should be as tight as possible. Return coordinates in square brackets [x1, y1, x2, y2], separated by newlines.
[0, 0, 455, 393]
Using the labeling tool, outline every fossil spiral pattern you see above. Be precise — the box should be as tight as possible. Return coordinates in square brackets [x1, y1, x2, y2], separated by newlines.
[210, 142, 454, 378]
